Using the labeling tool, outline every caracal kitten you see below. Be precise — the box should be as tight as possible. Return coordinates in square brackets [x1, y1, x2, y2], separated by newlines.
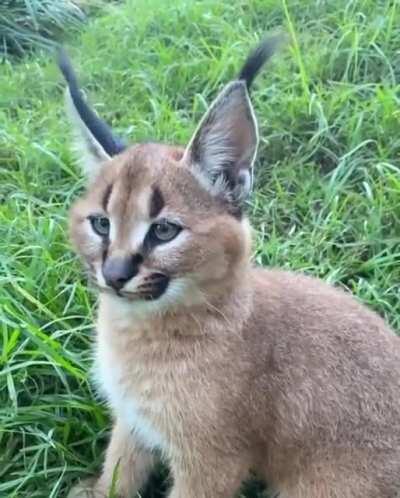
[59, 38, 400, 498]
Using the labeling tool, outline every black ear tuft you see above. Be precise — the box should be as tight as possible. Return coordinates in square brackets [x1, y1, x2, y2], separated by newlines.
[238, 34, 284, 90]
[57, 48, 125, 157]
[183, 35, 284, 205]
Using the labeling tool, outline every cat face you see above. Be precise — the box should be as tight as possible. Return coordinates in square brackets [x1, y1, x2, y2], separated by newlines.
[60, 38, 279, 312]
[70, 143, 251, 311]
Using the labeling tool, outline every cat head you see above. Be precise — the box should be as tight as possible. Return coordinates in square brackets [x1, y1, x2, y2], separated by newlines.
[60, 38, 280, 313]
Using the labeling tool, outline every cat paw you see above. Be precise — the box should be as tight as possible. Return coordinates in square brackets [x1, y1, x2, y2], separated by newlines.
[67, 478, 106, 498]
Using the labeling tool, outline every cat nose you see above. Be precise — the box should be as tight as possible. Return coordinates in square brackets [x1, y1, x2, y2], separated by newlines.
[102, 254, 142, 291]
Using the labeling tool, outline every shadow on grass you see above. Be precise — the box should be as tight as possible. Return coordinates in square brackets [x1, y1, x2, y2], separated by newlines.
[142, 463, 276, 498]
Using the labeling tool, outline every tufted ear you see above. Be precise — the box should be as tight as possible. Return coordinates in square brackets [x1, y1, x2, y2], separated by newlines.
[184, 80, 258, 204]
[58, 49, 125, 180]
[183, 36, 282, 205]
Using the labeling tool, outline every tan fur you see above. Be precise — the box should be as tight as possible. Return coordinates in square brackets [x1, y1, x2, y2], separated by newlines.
[63, 40, 400, 497]
[66, 142, 400, 498]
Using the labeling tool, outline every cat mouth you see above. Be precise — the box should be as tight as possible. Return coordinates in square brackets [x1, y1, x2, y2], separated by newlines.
[117, 273, 170, 301]
[93, 273, 170, 301]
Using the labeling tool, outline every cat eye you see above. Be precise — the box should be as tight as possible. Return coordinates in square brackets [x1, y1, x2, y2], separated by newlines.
[89, 215, 110, 237]
[151, 220, 181, 243]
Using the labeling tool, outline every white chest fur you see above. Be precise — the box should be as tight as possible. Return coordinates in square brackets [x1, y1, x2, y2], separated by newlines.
[94, 335, 169, 453]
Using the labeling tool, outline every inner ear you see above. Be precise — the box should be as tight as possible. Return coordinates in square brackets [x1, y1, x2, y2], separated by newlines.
[183, 81, 258, 203]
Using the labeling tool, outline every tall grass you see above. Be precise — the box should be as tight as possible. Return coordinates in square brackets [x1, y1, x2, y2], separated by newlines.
[0, 0, 399, 496]
[0, 0, 88, 57]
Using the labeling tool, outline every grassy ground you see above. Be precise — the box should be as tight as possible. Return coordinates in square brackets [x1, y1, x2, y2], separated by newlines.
[1, 0, 399, 496]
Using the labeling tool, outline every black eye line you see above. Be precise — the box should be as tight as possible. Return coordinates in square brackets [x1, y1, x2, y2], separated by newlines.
[152, 220, 181, 236]
[87, 213, 108, 221]
[151, 219, 177, 228]
[102, 183, 113, 212]
[152, 218, 181, 229]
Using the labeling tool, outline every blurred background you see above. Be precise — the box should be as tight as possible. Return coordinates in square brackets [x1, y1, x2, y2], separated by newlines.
[0, 0, 399, 496]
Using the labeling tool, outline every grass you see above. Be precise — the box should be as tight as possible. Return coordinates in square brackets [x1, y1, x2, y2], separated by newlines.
[0, 0, 89, 58]
[0, 0, 399, 496]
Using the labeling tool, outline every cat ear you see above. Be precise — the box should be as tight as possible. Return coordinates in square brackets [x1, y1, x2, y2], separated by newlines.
[58, 49, 125, 180]
[183, 36, 282, 204]
[183, 80, 258, 203]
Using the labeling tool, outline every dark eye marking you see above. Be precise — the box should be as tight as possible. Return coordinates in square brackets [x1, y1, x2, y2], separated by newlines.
[102, 183, 113, 212]
[149, 186, 165, 218]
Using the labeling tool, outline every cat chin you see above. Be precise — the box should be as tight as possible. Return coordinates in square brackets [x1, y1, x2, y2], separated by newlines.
[99, 277, 204, 319]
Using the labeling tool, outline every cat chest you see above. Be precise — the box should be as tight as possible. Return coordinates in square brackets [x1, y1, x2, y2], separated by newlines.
[95, 355, 170, 453]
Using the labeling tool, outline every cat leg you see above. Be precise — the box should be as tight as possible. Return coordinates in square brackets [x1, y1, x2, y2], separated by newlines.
[68, 419, 155, 498]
